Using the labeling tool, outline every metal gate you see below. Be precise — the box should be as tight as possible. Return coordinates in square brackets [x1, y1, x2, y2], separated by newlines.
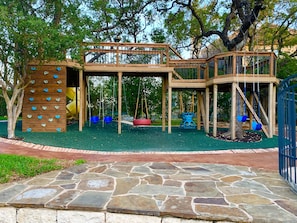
[278, 73, 297, 192]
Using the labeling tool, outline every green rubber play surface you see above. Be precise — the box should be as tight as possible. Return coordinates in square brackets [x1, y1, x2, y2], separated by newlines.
[0, 121, 278, 152]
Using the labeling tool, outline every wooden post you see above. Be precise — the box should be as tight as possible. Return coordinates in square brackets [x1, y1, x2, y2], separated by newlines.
[273, 85, 276, 135]
[197, 91, 201, 130]
[179, 92, 184, 113]
[231, 82, 237, 139]
[232, 53, 237, 76]
[168, 72, 172, 134]
[214, 57, 218, 77]
[268, 82, 273, 138]
[84, 79, 87, 123]
[213, 84, 218, 137]
[198, 93, 206, 130]
[79, 69, 84, 131]
[162, 76, 167, 132]
[118, 72, 122, 134]
[270, 52, 274, 77]
[205, 87, 210, 133]
[249, 93, 254, 129]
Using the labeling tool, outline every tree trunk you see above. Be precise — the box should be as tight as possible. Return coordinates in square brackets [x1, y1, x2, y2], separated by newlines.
[7, 112, 17, 139]
[4, 87, 24, 139]
[222, 121, 245, 139]
[222, 91, 245, 139]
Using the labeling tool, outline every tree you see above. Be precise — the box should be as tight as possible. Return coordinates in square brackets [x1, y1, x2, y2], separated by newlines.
[0, 0, 91, 139]
[153, 0, 268, 56]
[87, 0, 156, 42]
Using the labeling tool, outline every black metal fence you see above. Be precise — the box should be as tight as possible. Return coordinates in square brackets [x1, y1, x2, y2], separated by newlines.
[278, 73, 297, 192]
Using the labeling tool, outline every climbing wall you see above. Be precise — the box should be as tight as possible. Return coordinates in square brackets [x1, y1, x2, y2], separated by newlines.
[22, 65, 67, 132]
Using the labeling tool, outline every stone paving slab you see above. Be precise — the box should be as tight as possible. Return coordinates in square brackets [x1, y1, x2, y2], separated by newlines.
[0, 162, 297, 222]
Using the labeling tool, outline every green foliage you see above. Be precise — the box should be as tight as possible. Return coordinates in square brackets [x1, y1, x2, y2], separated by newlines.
[0, 154, 62, 183]
[0, 90, 7, 117]
[122, 77, 162, 119]
[0, 154, 86, 183]
[151, 28, 166, 43]
[166, 11, 189, 43]
[277, 54, 297, 79]
[75, 159, 86, 165]
[217, 92, 231, 122]
[0, 0, 92, 138]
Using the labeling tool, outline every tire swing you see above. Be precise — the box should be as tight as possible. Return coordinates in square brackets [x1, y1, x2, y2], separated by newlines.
[251, 56, 262, 131]
[133, 79, 151, 126]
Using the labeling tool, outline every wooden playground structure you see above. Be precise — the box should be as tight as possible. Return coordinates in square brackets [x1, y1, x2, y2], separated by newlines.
[23, 42, 278, 139]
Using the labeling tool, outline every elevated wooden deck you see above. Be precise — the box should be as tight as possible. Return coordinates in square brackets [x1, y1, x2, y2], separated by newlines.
[82, 42, 278, 85]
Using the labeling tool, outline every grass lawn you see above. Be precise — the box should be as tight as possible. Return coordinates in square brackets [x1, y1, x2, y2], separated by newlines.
[0, 154, 85, 184]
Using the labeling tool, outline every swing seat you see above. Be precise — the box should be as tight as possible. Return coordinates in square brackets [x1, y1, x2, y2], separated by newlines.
[252, 121, 262, 130]
[133, 118, 151, 126]
[237, 115, 247, 122]
[91, 116, 99, 124]
[104, 116, 113, 124]
[180, 112, 196, 129]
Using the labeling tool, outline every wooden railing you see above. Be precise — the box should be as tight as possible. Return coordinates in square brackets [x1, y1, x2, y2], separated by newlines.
[83, 42, 182, 67]
[82, 42, 276, 80]
[206, 51, 276, 80]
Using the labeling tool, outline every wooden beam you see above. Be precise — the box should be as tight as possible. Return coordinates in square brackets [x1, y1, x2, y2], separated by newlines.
[205, 87, 210, 133]
[235, 84, 269, 137]
[253, 92, 269, 124]
[162, 76, 167, 132]
[198, 93, 206, 130]
[168, 72, 172, 134]
[118, 72, 122, 134]
[231, 82, 237, 139]
[213, 84, 218, 137]
[197, 91, 201, 130]
[268, 83, 274, 137]
[79, 69, 83, 131]
[172, 70, 183, 80]
[273, 85, 276, 135]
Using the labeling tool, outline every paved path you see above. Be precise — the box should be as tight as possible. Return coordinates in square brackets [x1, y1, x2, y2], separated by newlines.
[1, 138, 297, 222]
[1, 161, 297, 222]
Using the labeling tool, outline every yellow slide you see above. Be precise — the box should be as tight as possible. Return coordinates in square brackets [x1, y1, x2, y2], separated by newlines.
[66, 87, 80, 118]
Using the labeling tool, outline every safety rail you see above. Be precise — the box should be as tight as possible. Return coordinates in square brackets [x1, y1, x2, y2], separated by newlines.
[169, 59, 206, 80]
[83, 42, 182, 67]
[82, 43, 276, 81]
[206, 51, 276, 79]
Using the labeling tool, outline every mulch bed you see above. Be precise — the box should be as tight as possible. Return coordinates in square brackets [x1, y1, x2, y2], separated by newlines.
[209, 131, 262, 143]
